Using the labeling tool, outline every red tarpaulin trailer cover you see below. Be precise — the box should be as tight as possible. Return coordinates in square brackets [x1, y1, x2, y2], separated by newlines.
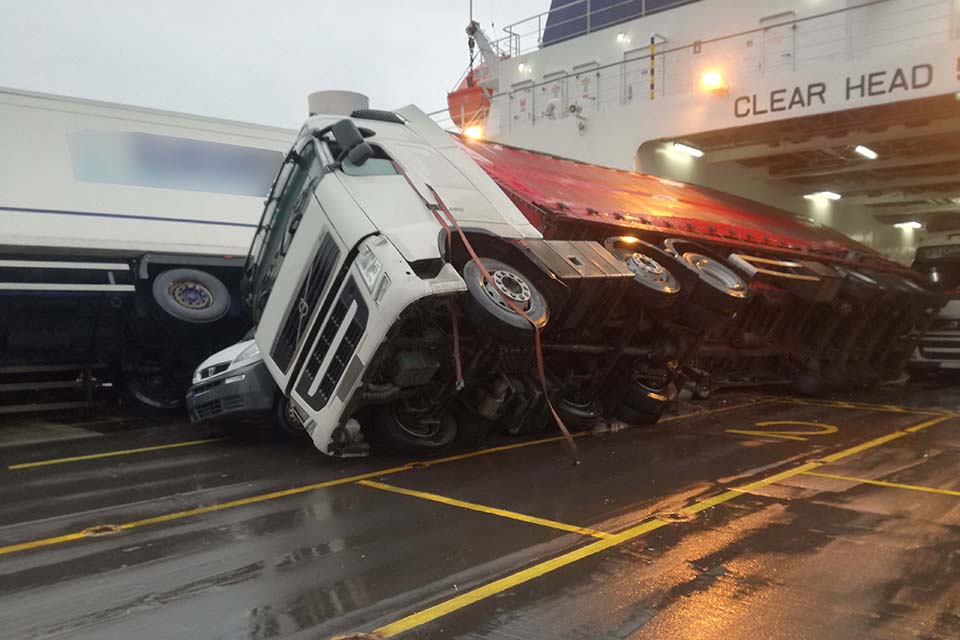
[456, 137, 906, 273]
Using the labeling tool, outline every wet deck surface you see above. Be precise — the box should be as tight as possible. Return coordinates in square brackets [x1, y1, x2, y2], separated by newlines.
[1, 383, 958, 639]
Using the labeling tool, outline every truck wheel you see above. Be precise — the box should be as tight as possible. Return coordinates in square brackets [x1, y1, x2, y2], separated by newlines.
[612, 371, 676, 425]
[273, 395, 307, 438]
[120, 373, 184, 416]
[119, 345, 186, 416]
[556, 396, 603, 430]
[663, 239, 749, 314]
[368, 404, 458, 456]
[152, 268, 231, 324]
[462, 258, 548, 342]
[603, 237, 681, 309]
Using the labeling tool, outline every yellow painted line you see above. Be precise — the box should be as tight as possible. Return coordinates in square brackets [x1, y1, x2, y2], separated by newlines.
[772, 396, 946, 416]
[358, 480, 613, 539]
[0, 532, 93, 555]
[375, 516, 670, 637]
[0, 463, 416, 556]
[660, 397, 773, 423]
[725, 429, 808, 441]
[7, 438, 227, 470]
[726, 421, 839, 442]
[0, 431, 602, 556]
[803, 471, 960, 497]
[372, 411, 957, 637]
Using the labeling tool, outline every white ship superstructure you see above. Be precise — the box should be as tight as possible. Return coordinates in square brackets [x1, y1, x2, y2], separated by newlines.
[448, 0, 960, 262]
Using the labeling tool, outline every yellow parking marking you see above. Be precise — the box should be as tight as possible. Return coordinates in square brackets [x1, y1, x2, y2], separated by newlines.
[660, 397, 773, 423]
[358, 480, 613, 539]
[0, 432, 600, 556]
[803, 470, 960, 497]
[7, 438, 227, 470]
[726, 421, 839, 442]
[772, 396, 946, 416]
[371, 412, 956, 638]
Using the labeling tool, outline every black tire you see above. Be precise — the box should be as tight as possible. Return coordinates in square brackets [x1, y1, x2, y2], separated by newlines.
[461, 258, 548, 343]
[555, 396, 603, 430]
[273, 395, 307, 439]
[152, 268, 231, 324]
[367, 404, 458, 457]
[120, 375, 184, 416]
[119, 345, 186, 416]
[662, 239, 750, 314]
[602, 237, 681, 310]
[614, 402, 664, 426]
[611, 368, 676, 425]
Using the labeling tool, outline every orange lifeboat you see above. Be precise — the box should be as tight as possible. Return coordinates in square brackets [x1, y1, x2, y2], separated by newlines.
[447, 69, 493, 130]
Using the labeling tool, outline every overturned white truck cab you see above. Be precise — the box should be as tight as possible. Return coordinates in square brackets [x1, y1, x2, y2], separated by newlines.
[246, 105, 752, 457]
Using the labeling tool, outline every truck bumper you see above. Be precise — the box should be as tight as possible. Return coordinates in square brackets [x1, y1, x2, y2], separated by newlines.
[186, 359, 275, 422]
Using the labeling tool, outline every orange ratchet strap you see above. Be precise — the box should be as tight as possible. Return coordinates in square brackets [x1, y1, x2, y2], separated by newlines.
[425, 184, 581, 465]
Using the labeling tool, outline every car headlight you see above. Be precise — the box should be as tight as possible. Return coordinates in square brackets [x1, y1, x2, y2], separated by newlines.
[232, 341, 262, 367]
[356, 245, 383, 292]
[192, 368, 204, 384]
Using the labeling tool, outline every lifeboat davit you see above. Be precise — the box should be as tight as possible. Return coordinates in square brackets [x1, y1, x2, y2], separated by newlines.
[447, 68, 493, 130]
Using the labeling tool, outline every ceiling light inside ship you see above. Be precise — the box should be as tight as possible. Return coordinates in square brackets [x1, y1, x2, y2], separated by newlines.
[854, 144, 878, 160]
[804, 191, 842, 201]
[671, 142, 704, 158]
[699, 70, 727, 94]
[894, 221, 922, 229]
[463, 125, 484, 140]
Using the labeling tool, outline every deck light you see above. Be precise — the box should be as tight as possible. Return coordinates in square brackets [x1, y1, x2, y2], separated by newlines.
[854, 145, 878, 160]
[894, 221, 922, 229]
[617, 32, 631, 44]
[672, 142, 704, 158]
[463, 125, 484, 140]
[804, 191, 842, 201]
[699, 70, 727, 94]
[517, 62, 529, 73]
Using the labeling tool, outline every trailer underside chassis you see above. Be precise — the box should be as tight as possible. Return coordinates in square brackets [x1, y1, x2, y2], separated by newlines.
[324, 233, 941, 456]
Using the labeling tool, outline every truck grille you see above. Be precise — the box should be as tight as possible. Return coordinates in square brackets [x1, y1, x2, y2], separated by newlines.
[296, 278, 368, 410]
[271, 234, 340, 373]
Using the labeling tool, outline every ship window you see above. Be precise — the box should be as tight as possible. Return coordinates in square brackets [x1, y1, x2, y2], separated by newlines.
[67, 130, 284, 197]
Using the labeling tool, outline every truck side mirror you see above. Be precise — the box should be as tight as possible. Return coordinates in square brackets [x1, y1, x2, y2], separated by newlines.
[347, 142, 373, 166]
[331, 118, 371, 165]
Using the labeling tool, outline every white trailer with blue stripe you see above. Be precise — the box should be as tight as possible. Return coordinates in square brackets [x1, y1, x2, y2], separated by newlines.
[0, 86, 294, 413]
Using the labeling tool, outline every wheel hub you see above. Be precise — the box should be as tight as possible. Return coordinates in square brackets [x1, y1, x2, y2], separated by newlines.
[627, 253, 665, 277]
[169, 280, 214, 310]
[684, 252, 744, 292]
[483, 269, 533, 312]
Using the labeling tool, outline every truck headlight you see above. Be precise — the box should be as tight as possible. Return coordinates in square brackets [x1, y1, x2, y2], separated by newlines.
[356, 245, 383, 292]
[232, 341, 262, 368]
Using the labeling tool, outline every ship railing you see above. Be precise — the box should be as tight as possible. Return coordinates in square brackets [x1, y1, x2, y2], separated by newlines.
[475, 0, 958, 133]
[494, 0, 701, 58]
